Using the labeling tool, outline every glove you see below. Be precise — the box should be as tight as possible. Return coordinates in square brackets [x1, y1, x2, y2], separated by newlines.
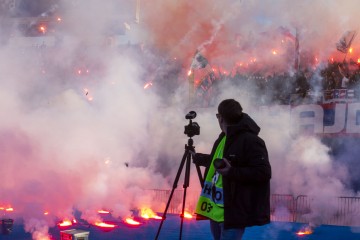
[192, 153, 211, 167]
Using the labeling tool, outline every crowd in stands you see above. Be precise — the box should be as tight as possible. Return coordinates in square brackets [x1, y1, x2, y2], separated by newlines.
[205, 60, 360, 106]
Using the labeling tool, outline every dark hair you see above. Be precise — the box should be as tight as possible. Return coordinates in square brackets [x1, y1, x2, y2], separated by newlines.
[217, 99, 243, 124]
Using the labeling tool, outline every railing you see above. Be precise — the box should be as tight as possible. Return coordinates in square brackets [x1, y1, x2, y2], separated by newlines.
[149, 189, 360, 226]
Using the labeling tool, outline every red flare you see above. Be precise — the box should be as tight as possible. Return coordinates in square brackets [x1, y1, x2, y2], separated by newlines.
[0, 206, 14, 212]
[140, 208, 162, 220]
[57, 220, 72, 227]
[182, 211, 193, 219]
[38, 25, 47, 34]
[124, 217, 141, 226]
[98, 210, 110, 214]
[296, 226, 313, 236]
[144, 82, 153, 89]
[94, 222, 116, 228]
[5, 207, 14, 212]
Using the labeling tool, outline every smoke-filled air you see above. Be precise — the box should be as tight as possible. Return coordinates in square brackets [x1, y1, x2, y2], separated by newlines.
[1, 0, 360, 238]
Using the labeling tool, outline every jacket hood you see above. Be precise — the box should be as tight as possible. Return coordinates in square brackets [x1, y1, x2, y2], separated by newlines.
[227, 113, 260, 136]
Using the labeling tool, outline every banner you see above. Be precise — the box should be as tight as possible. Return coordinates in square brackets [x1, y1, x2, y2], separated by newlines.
[290, 102, 360, 136]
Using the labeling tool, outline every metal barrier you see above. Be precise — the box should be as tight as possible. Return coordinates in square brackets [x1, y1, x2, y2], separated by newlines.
[294, 195, 360, 226]
[332, 197, 360, 226]
[270, 194, 295, 222]
[294, 195, 312, 223]
[149, 190, 360, 226]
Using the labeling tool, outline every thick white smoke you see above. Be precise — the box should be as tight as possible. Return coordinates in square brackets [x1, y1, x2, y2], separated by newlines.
[1, 0, 360, 238]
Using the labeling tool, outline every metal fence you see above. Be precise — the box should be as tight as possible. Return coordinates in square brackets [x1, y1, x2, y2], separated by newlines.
[149, 189, 360, 227]
[294, 195, 360, 226]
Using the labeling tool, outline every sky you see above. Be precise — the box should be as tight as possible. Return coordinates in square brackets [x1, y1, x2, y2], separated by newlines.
[1, 0, 360, 239]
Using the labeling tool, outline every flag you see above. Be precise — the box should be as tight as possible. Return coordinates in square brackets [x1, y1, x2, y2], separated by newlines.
[336, 30, 357, 53]
[191, 51, 209, 69]
[278, 26, 296, 41]
[188, 50, 214, 107]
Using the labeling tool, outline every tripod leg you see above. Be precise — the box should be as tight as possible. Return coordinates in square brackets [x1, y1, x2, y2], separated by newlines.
[179, 150, 192, 240]
[154, 148, 189, 240]
[188, 144, 204, 188]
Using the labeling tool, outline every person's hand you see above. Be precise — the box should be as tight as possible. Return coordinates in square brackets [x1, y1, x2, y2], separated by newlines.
[192, 152, 202, 165]
[216, 158, 231, 176]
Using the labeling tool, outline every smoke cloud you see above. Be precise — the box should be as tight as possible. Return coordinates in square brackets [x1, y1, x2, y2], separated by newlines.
[1, 0, 360, 238]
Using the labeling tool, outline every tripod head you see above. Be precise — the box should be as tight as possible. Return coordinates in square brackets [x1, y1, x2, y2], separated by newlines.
[184, 111, 200, 138]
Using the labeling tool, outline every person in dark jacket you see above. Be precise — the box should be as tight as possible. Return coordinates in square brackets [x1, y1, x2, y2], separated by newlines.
[193, 99, 271, 240]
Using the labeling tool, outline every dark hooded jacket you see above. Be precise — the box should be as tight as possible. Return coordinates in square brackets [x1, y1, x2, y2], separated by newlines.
[194, 113, 271, 229]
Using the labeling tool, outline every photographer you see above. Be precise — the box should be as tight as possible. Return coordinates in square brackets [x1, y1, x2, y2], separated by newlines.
[193, 99, 271, 240]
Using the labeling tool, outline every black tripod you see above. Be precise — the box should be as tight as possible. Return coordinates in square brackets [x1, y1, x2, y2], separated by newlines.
[154, 137, 204, 240]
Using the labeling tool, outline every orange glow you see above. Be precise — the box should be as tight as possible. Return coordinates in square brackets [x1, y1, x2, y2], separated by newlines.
[349, 48, 353, 53]
[57, 220, 73, 227]
[94, 222, 116, 228]
[39, 237, 50, 240]
[187, 69, 192, 76]
[183, 211, 193, 219]
[39, 25, 47, 34]
[296, 226, 313, 236]
[272, 49, 278, 55]
[357, 58, 360, 64]
[98, 210, 110, 214]
[144, 82, 153, 89]
[44, 211, 49, 215]
[140, 208, 162, 220]
[0, 206, 14, 212]
[124, 217, 141, 226]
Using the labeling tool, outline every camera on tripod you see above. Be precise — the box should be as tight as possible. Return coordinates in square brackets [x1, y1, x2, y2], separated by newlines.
[155, 110, 204, 240]
[184, 111, 200, 138]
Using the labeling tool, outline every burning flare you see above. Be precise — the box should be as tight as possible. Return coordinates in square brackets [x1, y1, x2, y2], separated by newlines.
[94, 221, 116, 228]
[124, 217, 141, 226]
[140, 208, 162, 220]
[57, 219, 76, 228]
[296, 225, 314, 236]
[182, 211, 193, 219]
[97, 209, 110, 214]
[143, 82, 153, 89]
[0, 206, 14, 212]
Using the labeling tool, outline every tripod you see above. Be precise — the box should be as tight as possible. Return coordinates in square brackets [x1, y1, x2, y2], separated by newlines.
[154, 137, 204, 240]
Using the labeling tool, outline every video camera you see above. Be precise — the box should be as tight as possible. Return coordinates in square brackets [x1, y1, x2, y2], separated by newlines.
[184, 111, 200, 138]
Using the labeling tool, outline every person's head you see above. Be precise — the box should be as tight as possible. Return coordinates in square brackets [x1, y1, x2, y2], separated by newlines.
[216, 99, 243, 132]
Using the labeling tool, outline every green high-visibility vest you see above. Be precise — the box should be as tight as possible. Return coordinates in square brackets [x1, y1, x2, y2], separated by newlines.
[195, 136, 226, 222]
